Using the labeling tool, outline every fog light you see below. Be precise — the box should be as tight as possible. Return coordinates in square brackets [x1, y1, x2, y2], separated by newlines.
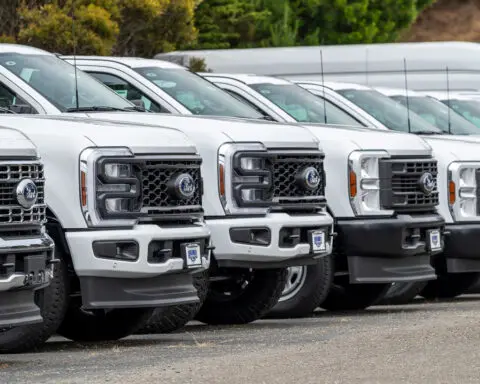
[93, 241, 139, 261]
[230, 227, 271, 246]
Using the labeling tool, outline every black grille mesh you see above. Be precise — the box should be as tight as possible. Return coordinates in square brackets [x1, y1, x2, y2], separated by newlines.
[140, 159, 202, 212]
[272, 155, 325, 200]
[380, 159, 439, 212]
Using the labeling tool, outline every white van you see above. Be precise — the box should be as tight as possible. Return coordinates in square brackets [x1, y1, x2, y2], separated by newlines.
[157, 41, 480, 91]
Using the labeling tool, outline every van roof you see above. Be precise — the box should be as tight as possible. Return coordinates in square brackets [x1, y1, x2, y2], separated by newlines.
[157, 41, 480, 76]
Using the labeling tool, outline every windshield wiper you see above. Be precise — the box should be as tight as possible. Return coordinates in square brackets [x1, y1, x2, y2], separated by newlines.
[66, 106, 146, 112]
[412, 130, 444, 135]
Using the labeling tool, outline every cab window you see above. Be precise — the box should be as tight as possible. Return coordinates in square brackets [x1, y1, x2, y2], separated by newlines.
[88, 72, 168, 113]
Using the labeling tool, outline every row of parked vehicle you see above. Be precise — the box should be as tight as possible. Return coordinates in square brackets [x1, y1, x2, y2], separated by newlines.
[0, 41, 478, 354]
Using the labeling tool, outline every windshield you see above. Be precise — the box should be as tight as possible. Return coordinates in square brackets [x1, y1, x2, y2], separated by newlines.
[135, 67, 263, 119]
[438, 99, 480, 129]
[0, 53, 134, 112]
[390, 95, 480, 135]
[249, 83, 362, 125]
[336, 89, 442, 134]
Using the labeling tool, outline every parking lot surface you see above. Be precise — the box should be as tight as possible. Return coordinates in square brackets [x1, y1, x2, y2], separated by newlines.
[1, 296, 480, 384]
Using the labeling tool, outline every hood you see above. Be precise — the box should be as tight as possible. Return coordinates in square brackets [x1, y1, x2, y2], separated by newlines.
[300, 123, 432, 156]
[422, 134, 480, 161]
[0, 115, 197, 155]
[80, 112, 320, 150]
[0, 126, 37, 158]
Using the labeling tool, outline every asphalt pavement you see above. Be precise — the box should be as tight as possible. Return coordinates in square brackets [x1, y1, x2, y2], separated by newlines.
[1, 296, 480, 384]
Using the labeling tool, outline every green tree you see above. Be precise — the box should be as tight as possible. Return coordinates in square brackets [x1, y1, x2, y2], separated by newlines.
[194, 0, 270, 49]
[17, 1, 119, 55]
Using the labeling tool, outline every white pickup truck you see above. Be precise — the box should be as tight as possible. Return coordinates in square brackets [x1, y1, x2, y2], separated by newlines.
[198, 74, 448, 310]
[0, 114, 211, 352]
[0, 45, 334, 323]
[295, 80, 480, 302]
[56, 56, 447, 313]
[0, 127, 55, 352]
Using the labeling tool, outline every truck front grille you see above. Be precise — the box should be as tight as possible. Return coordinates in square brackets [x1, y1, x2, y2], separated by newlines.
[139, 158, 203, 217]
[379, 158, 439, 213]
[271, 153, 326, 206]
[0, 162, 46, 226]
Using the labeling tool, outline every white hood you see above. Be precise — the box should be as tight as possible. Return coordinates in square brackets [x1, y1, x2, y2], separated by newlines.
[0, 115, 197, 155]
[81, 113, 320, 151]
[301, 123, 432, 156]
[0, 126, 37, 158]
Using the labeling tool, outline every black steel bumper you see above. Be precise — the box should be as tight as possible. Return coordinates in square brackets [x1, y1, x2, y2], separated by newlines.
[442, 223, 480, 273]
[79, 271, 200, 310]
[336, 213, 445, 284]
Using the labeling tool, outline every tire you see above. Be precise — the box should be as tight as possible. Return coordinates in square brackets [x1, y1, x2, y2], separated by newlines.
[57, 303, 154, 342]
[420, 272, 480, 299]
[321, 281, 391, 311]
[137, 270, 209, 334]
[377, 282, 428, 305]
[267, 256, 334, 318]
[0, 254, 68, 354]
[195, 268, 288, 325]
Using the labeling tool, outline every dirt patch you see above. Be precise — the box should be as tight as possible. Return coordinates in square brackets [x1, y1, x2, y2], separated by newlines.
[403, 0, 480, 41]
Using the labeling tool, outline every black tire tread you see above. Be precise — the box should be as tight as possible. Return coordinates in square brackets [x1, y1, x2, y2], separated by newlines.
[137, 270, 209, 334]
[195, 268, 288, 325]
[321, 283, 391, 311]
[378, 282, 428, 305]
[421, 272, 480, 299]
[267, 256, 333, 318]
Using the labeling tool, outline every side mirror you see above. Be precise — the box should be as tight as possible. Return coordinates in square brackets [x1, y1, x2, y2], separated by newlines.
[10, 104, 36, 114]
[131, 99, 146, 110]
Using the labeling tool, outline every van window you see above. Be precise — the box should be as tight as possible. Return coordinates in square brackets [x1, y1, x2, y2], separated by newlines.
[134, 67, 263, 119]
[337, 89, 442, 134]
[249, 83, 362, 125]
[390, 95, 479, 135]
[439, 99, 480, 129]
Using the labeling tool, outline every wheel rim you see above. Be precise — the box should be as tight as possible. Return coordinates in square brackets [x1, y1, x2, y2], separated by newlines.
[279, 266, 307, 302]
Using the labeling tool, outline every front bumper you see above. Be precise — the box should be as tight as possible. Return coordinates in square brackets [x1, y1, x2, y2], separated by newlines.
[442, 223, 480, 273]
[207, 211, 334, 269]
[66, 223, 211, 309]
[336, 213, 445, 284]
[0, 233, 55, 328]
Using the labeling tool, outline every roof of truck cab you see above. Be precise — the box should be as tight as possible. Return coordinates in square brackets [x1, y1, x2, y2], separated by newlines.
[421, 91, 480, 101]
[0, 44, 51, 55]
[201, 73, 292, 85]
[155, 41, 480, 75]
[311, 81, 373, 91]
[374, 87, 424, 97]
[61, 56, 185, 70]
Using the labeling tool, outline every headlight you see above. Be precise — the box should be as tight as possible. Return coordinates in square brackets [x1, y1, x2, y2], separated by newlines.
[448, 162, 480, 221]
[218, 143, 272, 215]
[80, 147, 141, 227]
[348, 150, 393, 216]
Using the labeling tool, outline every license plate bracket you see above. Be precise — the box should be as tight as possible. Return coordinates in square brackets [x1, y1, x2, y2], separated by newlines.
[427, 229, 442, 251]
[308, 230, 327, 253]
[24, 254, 48, 286]
[181, 242, 202, 269]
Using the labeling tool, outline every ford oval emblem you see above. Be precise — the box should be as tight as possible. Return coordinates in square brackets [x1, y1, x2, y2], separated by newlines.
[418, 172, 435, 195]
[16, 179, 38, 209]
[295, 166, 321, 191]
[174, 173, 196, 199]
